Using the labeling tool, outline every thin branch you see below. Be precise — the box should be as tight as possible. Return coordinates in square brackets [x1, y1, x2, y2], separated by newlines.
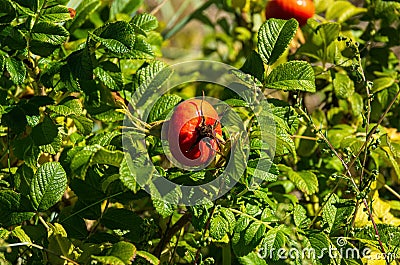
[154, 212, 192, 257]
[150, 0, 169, 15]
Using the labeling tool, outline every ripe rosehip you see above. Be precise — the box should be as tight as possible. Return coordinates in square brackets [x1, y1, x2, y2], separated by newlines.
[265, 0, 315, 26]
[168, 99, 222, 167]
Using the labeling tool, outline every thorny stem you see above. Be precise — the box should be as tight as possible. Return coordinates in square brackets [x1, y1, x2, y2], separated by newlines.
[296, 89, 400, 265]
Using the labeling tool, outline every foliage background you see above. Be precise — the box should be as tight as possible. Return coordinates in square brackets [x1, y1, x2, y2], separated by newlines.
[0, 0, 400, 264]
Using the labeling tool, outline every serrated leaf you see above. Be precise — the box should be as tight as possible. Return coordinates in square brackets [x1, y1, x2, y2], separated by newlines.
[128, 37, 155, 59]
[148, 94, 182, 122]
[0, 190, 34, 226]
[136, 251, 159, 265]
[265, 61, 316, 92]
[153, 198, 174, 218]
[257, 18, 298, 65]
[30, 162, 67, 211]
[308, 233, 331, 264]
[371, 77, 395, 93]
[237, 252, 268, 265]
[326, 1, 367, 23]
[333, 72, 354, 99]
[0, 0, 16, 23]
[90, 148, 124, 167]
[47, 223, 74, 265]
[278, 165, 319, 195]
[91, 21, 136, 54]
[5, 57, 26, 85]
[294, 204, 310, 228]
[262, 227, 287, 260]
[247, 159, 278, 182]
[48, 98, 82, 116]
[67, 0, 101, 33]
[31, 116, 58, 146]
[94, 61, 123, 91]
[240, 51, 265, 81]
[220, 208, 236, 234]
[110, 0, 143, 20]
[131, 13, 158, 32]
[91, 255, 125, 265]
[244, 222, 266, 246]
[102, 208, 144, 243]
[1, 26, 26, 50]
[30, 21, 69, 56]
[2, 106, 27, 134]
[41, 5, 72, 23]
[70, 114, 93, 135]
[210, 214, 229, 240]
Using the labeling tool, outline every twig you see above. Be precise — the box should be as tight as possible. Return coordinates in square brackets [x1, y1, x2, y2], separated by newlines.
[150, 0, 169, 15]
[154, 212, 192, 257]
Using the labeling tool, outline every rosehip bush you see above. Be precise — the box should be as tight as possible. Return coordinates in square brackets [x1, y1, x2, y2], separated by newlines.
[0, 0, 400, 265]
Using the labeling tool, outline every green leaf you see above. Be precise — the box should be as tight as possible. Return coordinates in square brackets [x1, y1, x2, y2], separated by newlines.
[90, 148, 124, 167]
[210, 214, 229, 240]
[220, 207, 236, 234]
[66, 0, 101, 33]
[31, 116, 58, 146]
[244, 222, 266, 246]
[293, 204, 310, 228]
[153, 199, 174, 218]
[131, 13, 158, 32]
[91, 21, 136, 54]
[136, 251, 159, 265]
[247, 159, 278, 182]
[262, 226, 287, 261]
[108, 242, 136, 265]
[148, 94, 182, 122]
[1, 26, 26, 50]
[70, 114, 93, 135]
[91, 256, 125, 265]
[0, 0, 16, 23]
[257, 18, 298, 65]
[92, 241, 137, 265]
[2, 106, 27, 134]
[265, 61, 316, 92]
[110, 0, 143, 20]
[240, 51, 265, 82]
[237, 252, 268, 265]
[5, 57, 26, 85]
[0, 190, 34, 226]
[30, 162, 67, 211]
[47, 223, 74, 265]
[308, 233, 331, 264]
[322, 194, 355, 233]
[333, 73, 354, 99]
[48, 98, 82, 116]
[371, 77, 395, 93]
[119, 155, 138, 193]
[325, 1, 367, 23]
[94, 61, 123, 91]
[278, 165, 319, 195]
[128, 36, 155, 59]
[102, 208, 144, 243]
[30, 21, 69, 56]
[41, 5, 72, 23]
